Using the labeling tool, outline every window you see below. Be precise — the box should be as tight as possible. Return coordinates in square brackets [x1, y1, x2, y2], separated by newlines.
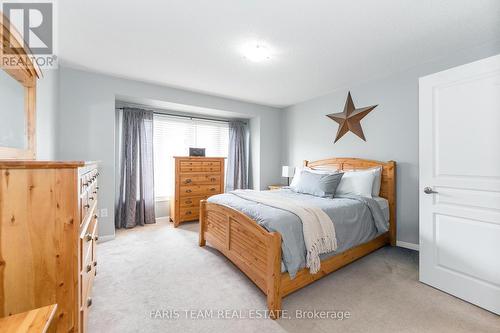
[153, 114, 229, 199]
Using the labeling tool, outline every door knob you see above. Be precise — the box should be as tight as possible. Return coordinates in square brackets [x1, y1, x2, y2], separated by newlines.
[423, 187, 438, 194]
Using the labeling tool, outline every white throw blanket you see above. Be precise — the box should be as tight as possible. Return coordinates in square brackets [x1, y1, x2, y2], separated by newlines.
[231, 190, 338, 274]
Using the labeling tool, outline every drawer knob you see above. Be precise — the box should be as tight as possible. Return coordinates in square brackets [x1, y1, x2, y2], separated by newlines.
[89, 196, 94, 201]
[93, 191, 97, 194]
[186, 211, 192, 215]
[95, 235, 99, 241]
[96, 186, 99, 190]
[94, 261, 97, 267]
[84, 204, 90, 209]
[87, 297, 92, 307]
[85, 233, 92, 242]
[185, 200, 192, 205]
[186, 189, 192, 193]
[86, 264, 92, 273]
[185, 179, 192, 183]
[210, 188, 215, 191]
[210, 177, 216, 182]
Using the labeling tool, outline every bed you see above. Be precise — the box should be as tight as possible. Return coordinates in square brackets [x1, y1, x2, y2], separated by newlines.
[199, 157, 396, 319]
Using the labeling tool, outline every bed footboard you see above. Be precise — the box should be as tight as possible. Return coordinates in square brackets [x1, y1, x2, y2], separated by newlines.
[199, 200, 283, 318]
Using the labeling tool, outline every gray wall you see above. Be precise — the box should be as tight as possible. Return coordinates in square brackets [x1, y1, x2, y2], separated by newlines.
[282, 41, 500, 245]
[34, 40, 500, 244]
[58, 67, 283, 238]
[0, 68, 58, 159]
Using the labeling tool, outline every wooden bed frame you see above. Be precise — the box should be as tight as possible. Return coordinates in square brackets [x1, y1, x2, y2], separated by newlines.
[199, 158, 396, 319]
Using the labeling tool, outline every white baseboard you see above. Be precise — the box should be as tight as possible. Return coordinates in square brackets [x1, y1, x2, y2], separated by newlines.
[156, 216, 170, 223]
[397, 241, 419, 251]
[97, 234, 115, 243]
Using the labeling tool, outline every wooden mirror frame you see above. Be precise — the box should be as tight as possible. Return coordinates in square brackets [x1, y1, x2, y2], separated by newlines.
[0, 13, 41, 159]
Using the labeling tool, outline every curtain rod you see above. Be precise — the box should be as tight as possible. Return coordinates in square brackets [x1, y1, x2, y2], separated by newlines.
[115, 107, 233, 124]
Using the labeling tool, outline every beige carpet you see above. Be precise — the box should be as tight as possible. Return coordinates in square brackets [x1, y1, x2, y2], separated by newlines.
[89, 219, 499, 333]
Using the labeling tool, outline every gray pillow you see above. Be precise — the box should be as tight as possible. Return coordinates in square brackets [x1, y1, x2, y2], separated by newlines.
[291, 170, 344, 198]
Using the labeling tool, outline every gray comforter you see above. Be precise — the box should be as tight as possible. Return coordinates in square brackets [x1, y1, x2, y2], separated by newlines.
[207, 189, 388, 279]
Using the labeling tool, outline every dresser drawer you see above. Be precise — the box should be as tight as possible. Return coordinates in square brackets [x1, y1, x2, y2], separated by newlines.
[80, 262, 95, 332]
[202, 165, 221, 172]
[92, 225, 98, 269]
[81, 214, 97, 309]
[180, 184, 220, 196]
[80, 171, 99, 223]
[80, 169, 99, 194]
[180, 161, 203, 167]
[179, 195, 207, 208]
[179, 174, 221, 185]
[81, 242, 93, 306]
[80, 191, 90, 222]
[179, 207, 200, 221]
[80, 213, 97, 270]
[202, 161, 220, 167]
[87, 190, 97, 209]
[180, 165, 221, 173]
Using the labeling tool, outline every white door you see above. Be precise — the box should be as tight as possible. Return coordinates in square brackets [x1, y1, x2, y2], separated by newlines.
[419, 54, 500, 315]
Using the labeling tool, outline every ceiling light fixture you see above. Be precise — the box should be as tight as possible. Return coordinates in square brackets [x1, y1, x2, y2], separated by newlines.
[241, 43, 272, 62]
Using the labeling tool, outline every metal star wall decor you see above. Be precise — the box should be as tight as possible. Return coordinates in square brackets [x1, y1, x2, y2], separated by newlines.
[326, 91, 378, 143]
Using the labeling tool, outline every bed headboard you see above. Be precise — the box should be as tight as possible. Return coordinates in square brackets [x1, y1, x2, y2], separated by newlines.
[304, 157, 397, 246]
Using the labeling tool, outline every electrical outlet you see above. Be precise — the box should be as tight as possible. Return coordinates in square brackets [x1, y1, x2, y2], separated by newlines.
[100, 208, 108, 218]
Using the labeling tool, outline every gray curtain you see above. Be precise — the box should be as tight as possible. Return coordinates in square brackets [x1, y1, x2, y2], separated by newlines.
[226, 121, 248, 191]
[116, 108, 155, 229]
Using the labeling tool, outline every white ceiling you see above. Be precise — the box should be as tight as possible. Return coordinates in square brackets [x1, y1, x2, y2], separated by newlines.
[58, 0, 500, 107]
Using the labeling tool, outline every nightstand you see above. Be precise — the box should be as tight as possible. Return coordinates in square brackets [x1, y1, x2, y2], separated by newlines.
[268, 184, 287, 190]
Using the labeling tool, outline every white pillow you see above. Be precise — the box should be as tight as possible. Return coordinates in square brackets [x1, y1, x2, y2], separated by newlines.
[370, 167, 382, 197]
[335, 170, 376, 198]
[290, 166, 339, 188]
[342, 167, 382, 197]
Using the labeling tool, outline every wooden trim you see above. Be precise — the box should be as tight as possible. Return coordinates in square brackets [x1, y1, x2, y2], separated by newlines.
[0, 304, 57, 333]
[0, 13, 41, 160]
[266, 231, 282, 319]
[0, 161, 88, 169]
[26, 86, 36, 157]
[280, 233, 389, 297]
[200, 157, 397, 319]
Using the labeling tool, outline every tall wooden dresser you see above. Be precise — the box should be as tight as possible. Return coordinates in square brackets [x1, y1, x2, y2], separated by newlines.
[0, 161, 99, 332]
[171, 157, 225, 227]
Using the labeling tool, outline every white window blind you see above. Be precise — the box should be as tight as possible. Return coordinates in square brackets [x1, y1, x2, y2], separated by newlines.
[153, 114, 229, 199]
